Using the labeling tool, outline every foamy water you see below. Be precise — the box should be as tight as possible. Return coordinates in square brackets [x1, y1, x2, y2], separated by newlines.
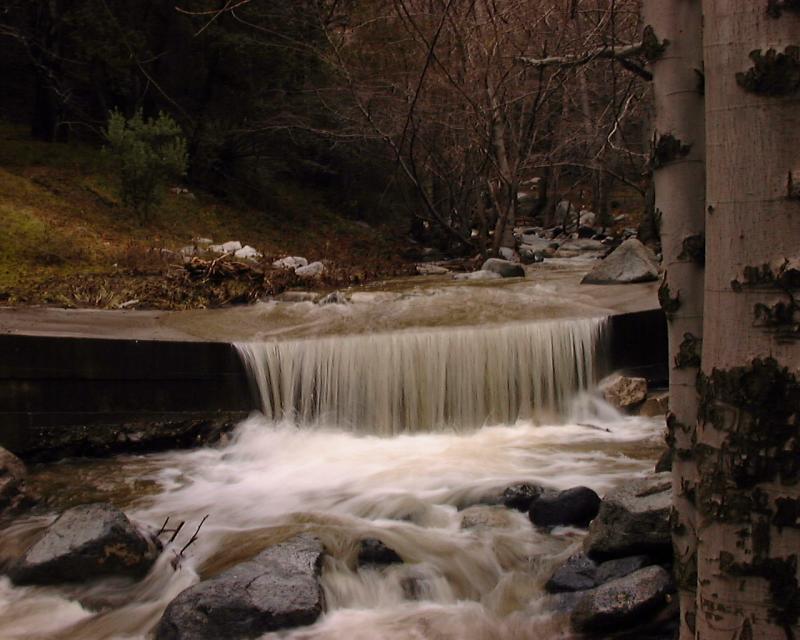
[0, 399, 663, 640]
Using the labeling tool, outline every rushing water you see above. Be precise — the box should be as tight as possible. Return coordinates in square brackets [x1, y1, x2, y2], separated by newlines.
[236, 318, 607, 433]
[0, 315, 664, 640]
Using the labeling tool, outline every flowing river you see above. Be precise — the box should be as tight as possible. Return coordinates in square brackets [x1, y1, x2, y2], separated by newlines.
[0, 265, 664, 639]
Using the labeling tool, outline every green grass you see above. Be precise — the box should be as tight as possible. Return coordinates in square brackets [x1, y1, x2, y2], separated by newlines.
[0, 120, 401, 298]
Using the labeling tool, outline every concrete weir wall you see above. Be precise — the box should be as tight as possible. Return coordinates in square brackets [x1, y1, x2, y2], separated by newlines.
[0, 309, 667, 461]
[0, 334, 253, 460]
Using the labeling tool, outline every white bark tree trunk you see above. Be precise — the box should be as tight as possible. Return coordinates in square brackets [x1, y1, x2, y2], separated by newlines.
[642, 2, 706, 638]
[698, 2, 800, 637]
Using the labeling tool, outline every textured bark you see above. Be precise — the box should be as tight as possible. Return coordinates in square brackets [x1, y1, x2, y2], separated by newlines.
[642, 2, 705, 637]
[698, 2, 800, 638]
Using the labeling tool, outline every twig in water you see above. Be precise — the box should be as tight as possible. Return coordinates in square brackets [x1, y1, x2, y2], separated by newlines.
[179, 515, 209, 556]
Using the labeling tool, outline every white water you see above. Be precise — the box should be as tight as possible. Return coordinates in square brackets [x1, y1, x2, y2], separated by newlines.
[0, 311, 665, 640]
[0, 400, 663, 640]
[236, 318, 607, 434]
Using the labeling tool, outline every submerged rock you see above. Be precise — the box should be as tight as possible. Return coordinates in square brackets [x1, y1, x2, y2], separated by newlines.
[530, 487, 600, 529]
[460, 505, 516, 530]
[155, 534, 325, 640]
[570, 565, 674, 633]
[357, 538, 403, 567]
[584, 475, 672, 561]
[638, 392, 669, 417]
[453, 270, 502, 281]
[0, 447, 28, 514]
[10, 503, 161, 585]
[480, 258, 525, 278]
[581, 238, 659, 284]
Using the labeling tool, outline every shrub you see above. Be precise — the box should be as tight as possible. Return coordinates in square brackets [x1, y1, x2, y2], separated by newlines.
[105, 110, 187, 222]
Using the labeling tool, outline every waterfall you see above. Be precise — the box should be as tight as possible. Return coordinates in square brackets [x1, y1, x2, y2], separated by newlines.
[235, 317, 607, 434]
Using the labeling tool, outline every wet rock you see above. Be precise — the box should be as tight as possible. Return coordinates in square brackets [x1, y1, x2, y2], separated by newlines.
[520, 235, 551, 251]
[595, 555, 652, 584]
[577, 225, 596, 239]
[545, 553, 598, 593]
[584, 475, 672, 561]
[570, 565, 674, 633]
[501, 482, 545, 511]
[318, 291, 348, 305]
[155, 534, 325, 640]
[357, 538, 402, 567]
[453, 270, 502, 281]
[518, 244, 545, 264]
[600, 375, 648, 410]
[654, 449, 672, 473]
[529, 486, 600, 529]
[10, 503, 161, 585]
[498, 247, 518, 261]
[272, 256, 308, 270]
[638, 392, 669, 417]
[481, 258, 525, 278]
[295, 261, 324, 278]
[0, 447, 27, 513]
[581, 239, 659, 284]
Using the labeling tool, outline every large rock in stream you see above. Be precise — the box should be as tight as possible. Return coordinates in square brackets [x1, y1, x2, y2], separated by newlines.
[481, 258, 525, 278]
[583, 475, 672, 561]
[529, 486, 600, 529]
[570, 565, 674, 633]
[10, 503, 161, 585]
[155, 534, 325, 640]
[581, 238, 659, 284]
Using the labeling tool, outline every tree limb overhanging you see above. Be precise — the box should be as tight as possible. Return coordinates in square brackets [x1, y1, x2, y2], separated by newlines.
[517, 40, 651, 80]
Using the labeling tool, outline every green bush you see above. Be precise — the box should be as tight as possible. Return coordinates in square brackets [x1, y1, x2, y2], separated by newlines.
[105, 110, 187, 222]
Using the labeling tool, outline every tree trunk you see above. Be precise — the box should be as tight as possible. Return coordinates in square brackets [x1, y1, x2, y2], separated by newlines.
[642, 2, 705, 638]
[697, 2, 800, 637]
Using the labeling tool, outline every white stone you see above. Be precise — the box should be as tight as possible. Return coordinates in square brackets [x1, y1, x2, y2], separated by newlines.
[234, 245, 261, 260]
[273, 256, 308, 270]
[295, 261, 324, 278]
[221, 241, 242, 253]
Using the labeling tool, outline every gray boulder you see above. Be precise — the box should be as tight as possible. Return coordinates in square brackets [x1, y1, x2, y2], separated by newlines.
[155, 534, 325, 640]
[584, 475, 672, 561]
[481, 258, 525, 278]
[595, 555, 652, 585]
[520, 235, 551, 251]
[581, 239, 659, 284]
[10, 503, 161, 585]
[0, 447, 27, 513]
[570, 565, 674, 633]
[530, 486, 600, 529]
[600, 375, 648, 410]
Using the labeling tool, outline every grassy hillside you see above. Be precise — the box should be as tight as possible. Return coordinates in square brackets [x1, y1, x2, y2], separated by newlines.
[0, 122, 411, 308]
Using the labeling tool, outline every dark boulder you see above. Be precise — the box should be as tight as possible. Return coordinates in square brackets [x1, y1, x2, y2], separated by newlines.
[570, 565, 674, 633]
[501, 482, 545, 511]
[0, 447, 28, 514]
[595, 555, 652, 584]
[530, 487, 600, 529]
[584, 475, 672, 561]
[155, 534, 325, 640]
[545, 553, 598, 593]
[654, 449, 673, 473]
[10, 503, 161, 585]
[357, 538, 402, 567]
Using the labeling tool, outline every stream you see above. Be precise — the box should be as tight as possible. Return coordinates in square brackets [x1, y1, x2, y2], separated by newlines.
[0, 266, 664, 640]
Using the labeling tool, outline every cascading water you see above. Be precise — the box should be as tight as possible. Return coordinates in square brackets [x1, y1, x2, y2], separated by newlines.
[235, 317, 608, 433]
[0, 309, 667, 640]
